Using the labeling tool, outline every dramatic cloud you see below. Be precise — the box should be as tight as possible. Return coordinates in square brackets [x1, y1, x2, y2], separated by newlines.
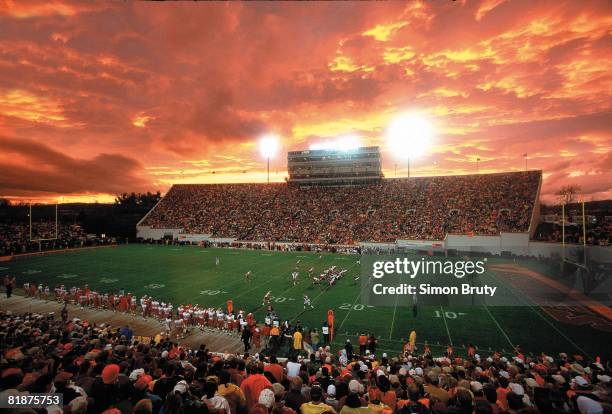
[0, 0, 610, 203]
[0, 135, 149, 201]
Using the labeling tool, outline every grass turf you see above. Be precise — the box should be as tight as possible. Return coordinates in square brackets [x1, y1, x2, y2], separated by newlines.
[1, 244, 610, 360]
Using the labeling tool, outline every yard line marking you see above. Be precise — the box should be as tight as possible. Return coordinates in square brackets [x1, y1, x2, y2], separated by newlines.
[526, 305, 589, 357]
[440, 305, 453, 346]
[489, 270, 590, 358]
[337, 292, 362, 332]
[389, 293, 399, 340]
[335, 262, 372, 335]
[481, 302, 515, 351]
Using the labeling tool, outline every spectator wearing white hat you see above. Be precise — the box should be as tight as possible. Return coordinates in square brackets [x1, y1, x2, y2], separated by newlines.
[325, 384, 339, 412]
[576, 396, 604, 414]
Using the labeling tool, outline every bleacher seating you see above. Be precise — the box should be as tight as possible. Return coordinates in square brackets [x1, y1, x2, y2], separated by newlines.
[140, 171, 541, 243]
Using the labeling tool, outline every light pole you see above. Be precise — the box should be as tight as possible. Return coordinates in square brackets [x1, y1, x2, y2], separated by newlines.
[476, 158, 480, 174]
[259, 134, 279, 184]
[386, 113, 434, 182]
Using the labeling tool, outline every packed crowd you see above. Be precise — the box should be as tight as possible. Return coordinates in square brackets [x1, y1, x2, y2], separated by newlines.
[141, 172, 541, 244]
[2, 306, 610, 414]
[0, 223, 95, 256]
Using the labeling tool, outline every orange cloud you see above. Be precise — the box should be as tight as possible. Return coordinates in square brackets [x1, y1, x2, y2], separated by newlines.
[0, 90, 82, 127]
[362, 22, 408, 42]
[0, 0, 609, 203]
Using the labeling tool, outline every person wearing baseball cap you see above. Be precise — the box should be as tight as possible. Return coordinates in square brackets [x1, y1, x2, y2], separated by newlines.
[89, 364, 122, 413]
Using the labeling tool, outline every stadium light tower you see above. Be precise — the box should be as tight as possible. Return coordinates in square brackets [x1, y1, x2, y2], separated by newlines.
[386, 114, 434, 178]
[259, 134, 279, 184]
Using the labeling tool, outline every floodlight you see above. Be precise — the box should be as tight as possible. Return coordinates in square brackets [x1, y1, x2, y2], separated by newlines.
[259, 134, 279, 184]
[259, 134, 279, 158]
[386, 114, 434, 159]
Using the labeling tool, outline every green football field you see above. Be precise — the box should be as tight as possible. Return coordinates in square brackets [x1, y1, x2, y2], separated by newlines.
[1, 244, 610, 360]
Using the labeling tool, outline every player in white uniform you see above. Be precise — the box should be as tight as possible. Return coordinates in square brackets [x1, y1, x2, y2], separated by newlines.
[213, 308, 222, 330]
[152, 300, 160, 319]
[226, 313, 234, 333]
[245, 271, 252, 282]
[291, 271, 299, 286]
[174, 317, 184, 339]
[303, 294, 314, 310]
[262, 290, 272, 306]
[140, 296, 148, 318]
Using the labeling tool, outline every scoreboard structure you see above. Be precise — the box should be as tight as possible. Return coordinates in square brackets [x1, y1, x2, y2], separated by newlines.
[287, 146, 383, 186]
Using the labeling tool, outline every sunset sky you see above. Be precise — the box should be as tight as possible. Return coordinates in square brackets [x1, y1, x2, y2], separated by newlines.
[0, 0, 610, 204]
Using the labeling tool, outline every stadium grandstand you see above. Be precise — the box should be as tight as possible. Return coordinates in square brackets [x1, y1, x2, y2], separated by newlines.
[138, 170, 542, 245]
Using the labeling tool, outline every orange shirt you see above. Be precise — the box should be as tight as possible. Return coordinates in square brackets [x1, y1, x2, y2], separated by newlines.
[240, 374, 272, 409]
[264, 363, 283, 383]
[496, 387, 509, 412]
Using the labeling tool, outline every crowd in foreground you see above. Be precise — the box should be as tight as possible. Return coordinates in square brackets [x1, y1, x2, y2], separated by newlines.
[141, 172, 541, 243]
[1, 306, 611, 414]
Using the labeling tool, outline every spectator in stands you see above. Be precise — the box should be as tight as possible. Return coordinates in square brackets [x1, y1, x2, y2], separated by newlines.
[141, 172, 542, 244]
[2, 296, 611, 414]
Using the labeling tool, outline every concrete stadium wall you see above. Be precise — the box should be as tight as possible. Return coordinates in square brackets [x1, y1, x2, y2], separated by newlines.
[361, 242, 399, 249]
[443, 233, 531, 255]
[445, 234, 501, 254]
[396, 239, 444, 248]
[177, 234, 213, 242]
[208, 237, 238, 244]
[136, 226, 183, 240]
[135, 226, 611, 263]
